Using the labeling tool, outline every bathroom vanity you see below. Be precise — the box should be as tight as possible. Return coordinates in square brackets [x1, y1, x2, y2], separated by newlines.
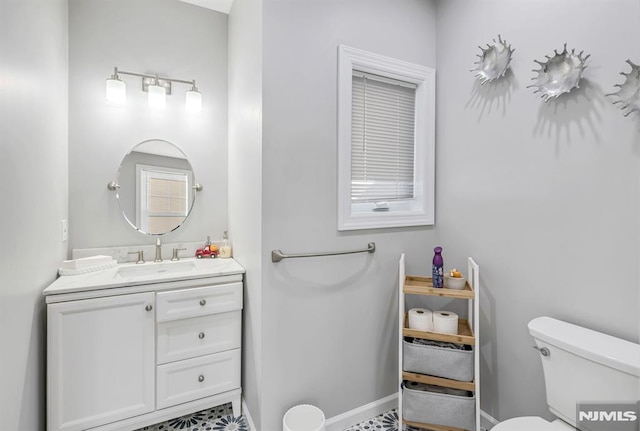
[43, 258, 244, 431]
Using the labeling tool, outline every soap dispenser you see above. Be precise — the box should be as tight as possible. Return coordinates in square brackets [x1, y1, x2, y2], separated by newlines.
[219, 231, 232, 258]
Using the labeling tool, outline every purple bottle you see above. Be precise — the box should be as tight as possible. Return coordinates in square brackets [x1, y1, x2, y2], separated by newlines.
[432, 246, 444, 288]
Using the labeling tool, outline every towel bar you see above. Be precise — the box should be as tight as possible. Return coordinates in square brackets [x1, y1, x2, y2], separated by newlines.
[271, 242, 375, 263]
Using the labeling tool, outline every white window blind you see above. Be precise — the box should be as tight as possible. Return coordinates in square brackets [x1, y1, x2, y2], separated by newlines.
[351, 71, 416, 203]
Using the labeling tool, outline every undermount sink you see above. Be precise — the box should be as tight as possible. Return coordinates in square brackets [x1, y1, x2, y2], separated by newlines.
[115, 260, 196, 278]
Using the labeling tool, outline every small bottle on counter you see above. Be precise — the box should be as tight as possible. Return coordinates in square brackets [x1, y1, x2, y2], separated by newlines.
[219, 230, 232, 258]
[432, 246, 444, 288]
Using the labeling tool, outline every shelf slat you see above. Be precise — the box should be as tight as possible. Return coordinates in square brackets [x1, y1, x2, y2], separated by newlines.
[404, 276, 475, 299]
[402, 371, 475, 392]
[403, 314, 475, 345]
[402, 419, 469, 431]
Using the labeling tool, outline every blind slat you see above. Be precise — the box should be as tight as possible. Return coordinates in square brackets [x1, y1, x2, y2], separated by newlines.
[351, 73, 416, 203]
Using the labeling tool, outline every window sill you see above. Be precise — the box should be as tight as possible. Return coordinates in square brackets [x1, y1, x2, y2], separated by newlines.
[338, 210, 434, 231]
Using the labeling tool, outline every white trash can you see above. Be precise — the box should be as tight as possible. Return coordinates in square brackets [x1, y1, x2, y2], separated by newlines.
[283, 404, 325, 431]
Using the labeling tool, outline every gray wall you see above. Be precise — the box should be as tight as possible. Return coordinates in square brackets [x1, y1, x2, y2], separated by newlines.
[435, 0, 640, 422]
[228, 0, 264, 427]
[69, 0, 228, 249]
[0, 0, 69, 429]
[259, 1, 438, 429]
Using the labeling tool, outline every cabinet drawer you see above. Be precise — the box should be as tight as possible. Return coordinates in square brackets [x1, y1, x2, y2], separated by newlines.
[156, 349, 240, 409]
[157, 311, 241, 364]
[156, 283, 242, 322]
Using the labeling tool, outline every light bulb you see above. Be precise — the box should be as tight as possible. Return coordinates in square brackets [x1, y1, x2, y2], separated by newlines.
[105, 77, 126, 104]
[148, 84, 166, 109]
[185, 89, 202, 112]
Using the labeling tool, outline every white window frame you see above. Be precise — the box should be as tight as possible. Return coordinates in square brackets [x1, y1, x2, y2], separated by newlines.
[337, 45, 435, 231]
[136, 164, 191, 233]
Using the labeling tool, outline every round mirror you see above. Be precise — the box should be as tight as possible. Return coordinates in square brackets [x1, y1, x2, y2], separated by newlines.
[115, 139, 197, 235]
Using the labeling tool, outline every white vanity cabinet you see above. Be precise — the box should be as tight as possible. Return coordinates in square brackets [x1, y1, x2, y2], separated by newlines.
[47, 292, 156, 431]
[44, 258, 244, 431]
[154, 284, 242, 410]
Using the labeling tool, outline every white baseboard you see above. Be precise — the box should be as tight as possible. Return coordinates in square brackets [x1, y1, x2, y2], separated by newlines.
[324, 393, 398, 431]
[480, 410, 499, 430]
[242, 397, 257, 431]
[242, 394, 499, 431]
[323, 399, 499, 431]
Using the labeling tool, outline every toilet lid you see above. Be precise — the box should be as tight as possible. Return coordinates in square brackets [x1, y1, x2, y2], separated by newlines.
[492, 416, 556, 431]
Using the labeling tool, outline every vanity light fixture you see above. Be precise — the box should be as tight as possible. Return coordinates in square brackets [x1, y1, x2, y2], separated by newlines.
[147, 76, 166, 109]
[105, 68, 126, 105]
[105, 67, 202, 111]
[185, 82, 202, 112]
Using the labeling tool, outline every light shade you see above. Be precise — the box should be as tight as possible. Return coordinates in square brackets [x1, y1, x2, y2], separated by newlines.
[148, 84, 166, 109]
[105, 78, 126, 104]
[185, 90, 202, 112]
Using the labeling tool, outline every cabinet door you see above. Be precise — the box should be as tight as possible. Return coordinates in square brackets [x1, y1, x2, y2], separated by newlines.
[47, 292, 155, 431]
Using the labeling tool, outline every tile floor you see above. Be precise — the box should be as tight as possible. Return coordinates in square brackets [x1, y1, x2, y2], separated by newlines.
[343, 409, 425, 431]
[139, 405, 426, 431]
[137, 403, 248, 431]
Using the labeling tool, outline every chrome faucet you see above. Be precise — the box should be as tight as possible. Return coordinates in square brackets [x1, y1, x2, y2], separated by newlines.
[128, 250, 145, 264]
[155, 238, 163, 262]
[171, 247, 187, 261]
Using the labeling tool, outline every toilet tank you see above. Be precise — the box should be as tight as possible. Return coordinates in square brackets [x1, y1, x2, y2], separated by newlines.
[528, 316, 640, 427]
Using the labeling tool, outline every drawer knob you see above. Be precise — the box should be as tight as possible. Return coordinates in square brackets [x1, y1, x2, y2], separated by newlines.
[198, 332, 205, 339]
[145, 304, 153, 312]
[199, 299, 206, 306]
[198, 375, 205, 383]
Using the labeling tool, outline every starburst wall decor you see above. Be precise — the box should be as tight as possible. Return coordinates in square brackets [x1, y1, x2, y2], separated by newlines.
[606, 59, 640, 117]
[528, 43, 590, 101]
[470, 34, 515, 84]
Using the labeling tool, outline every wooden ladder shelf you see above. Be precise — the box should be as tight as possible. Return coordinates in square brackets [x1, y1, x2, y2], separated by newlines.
[398, 256, 481, 431]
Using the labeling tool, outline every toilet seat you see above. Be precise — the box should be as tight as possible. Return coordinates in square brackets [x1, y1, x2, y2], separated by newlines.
[492, 416, 564, 431]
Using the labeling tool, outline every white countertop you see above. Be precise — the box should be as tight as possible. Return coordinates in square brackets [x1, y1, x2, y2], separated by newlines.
[43, 257, 245, 296]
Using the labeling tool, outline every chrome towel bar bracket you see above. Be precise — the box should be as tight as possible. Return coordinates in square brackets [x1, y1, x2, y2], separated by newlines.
[271, 242, 375, 263]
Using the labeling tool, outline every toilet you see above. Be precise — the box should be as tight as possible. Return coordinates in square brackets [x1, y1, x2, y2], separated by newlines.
[493, 316, 640, 431]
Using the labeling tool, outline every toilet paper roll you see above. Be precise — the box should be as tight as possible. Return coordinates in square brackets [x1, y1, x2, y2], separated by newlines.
[433, 310, 459, 335]
[408, 308, 433, 332]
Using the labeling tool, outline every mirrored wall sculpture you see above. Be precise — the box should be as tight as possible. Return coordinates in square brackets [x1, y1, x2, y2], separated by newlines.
[528, 44, 590, 102]
[470, 35, 514, 84]
[606, 59, 640, 117]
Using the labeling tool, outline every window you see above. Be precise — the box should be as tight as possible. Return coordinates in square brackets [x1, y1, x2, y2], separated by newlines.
[136, 164, 191, 234]
[337, 45, 435, 230]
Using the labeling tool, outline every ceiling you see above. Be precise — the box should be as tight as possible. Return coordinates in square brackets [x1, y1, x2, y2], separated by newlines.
[178, 0, 234, 14]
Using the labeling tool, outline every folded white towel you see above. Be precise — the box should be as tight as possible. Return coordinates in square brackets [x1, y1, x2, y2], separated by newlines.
[59, 259, 117, 276]
[61, 255, 113, 270]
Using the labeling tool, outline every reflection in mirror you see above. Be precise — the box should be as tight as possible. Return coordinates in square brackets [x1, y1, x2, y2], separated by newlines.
[116, 139, 196, 235]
